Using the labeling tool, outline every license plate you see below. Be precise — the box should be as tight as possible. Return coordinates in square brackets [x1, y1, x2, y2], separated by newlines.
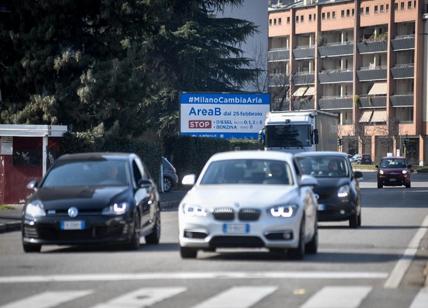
[223, 223, 249, 234]
[389, 178, 397, 182]
[318, 204, 326, 211]
[60, 220, 85, 230]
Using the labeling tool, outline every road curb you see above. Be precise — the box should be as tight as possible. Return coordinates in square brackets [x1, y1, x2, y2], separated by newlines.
[0, 221, 21, 234]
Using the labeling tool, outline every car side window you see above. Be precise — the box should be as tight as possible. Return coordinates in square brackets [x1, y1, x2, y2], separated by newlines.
[132, 161, 143, 186]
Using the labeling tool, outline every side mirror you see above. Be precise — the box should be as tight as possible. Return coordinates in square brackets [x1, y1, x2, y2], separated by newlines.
[182, 174, 196, 186]
[313, 129, 319, 145]
[26, 179, 38, 191]
[354, 171, 363, 179]
[299, 175, 318, 187]
[258, 129, 265, 145]
[138, 179, 152, 188]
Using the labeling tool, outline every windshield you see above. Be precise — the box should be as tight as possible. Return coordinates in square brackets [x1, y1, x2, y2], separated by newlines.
[42, 159, 130, 187]
[200, 159, 294, 185]
[296, 156, 350, 178]
[380, 159, 407, 169]
[265, 124, 312, 148]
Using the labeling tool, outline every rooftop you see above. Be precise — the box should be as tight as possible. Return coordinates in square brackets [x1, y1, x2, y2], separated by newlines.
[269, 0, 353, 12]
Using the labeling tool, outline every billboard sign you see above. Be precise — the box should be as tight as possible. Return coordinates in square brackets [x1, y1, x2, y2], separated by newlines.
[180, 92, 270, 139]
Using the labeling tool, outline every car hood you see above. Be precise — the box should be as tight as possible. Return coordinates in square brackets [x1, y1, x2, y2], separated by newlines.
[313, 177, 350, 189]
[31, 186, 130, 210]
[181, 185, 299, 209]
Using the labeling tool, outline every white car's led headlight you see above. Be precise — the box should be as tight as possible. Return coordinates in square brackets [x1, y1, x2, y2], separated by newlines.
[337, 185, 350, 198]
[268, 205, 298, 218]
[182, 204, 208, 217]
[102, 202, 129, 215]
[25, 200, 46, 218]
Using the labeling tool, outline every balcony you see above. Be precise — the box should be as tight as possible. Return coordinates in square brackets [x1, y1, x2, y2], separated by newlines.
[358, 96, 387, 108]
[293, 73, 314, 85]
[391, 35, 415, 51]
[357, 66, 387, 81]
[268, 49, 290, 62]
[357, 40, 387, 54]
[292, 99, 314, 111]
[391, 64, 414, 79]
[318, 69, 353, 84]
[268, 73, 290, 87]
[390, 94, 414, 107]
[318, 97, 353, 110]
[293, 46, 315, 60]
[318, 42, 354, 58]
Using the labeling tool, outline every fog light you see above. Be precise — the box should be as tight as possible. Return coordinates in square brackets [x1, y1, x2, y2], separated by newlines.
[184, 230, 207, 239]
[283, 231, 293, 240]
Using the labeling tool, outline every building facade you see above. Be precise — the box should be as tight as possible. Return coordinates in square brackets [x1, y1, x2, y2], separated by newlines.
[268, 0, 428, 164]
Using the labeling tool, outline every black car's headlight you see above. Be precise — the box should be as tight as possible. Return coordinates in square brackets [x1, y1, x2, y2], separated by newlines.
[337, 185, 350, 198]
[25, 200, 46, 218]
[102, 202, 129, 216]
[268, 205, 298, 218]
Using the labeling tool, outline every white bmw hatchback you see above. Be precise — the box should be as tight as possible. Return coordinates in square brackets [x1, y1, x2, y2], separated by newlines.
[178, 150, 319, 259]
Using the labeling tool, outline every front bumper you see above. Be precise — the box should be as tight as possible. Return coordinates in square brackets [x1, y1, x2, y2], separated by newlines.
[22, 215, 133, 245]
[317, 198, 356, 221]
[378, 174, 410, 186]
[179, 211, 303, 250]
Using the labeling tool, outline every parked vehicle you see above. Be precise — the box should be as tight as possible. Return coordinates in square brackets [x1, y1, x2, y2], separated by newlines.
[349, 154, 361, 164]
[360, 154, 372, 164]
[22, 153, 161, 253]
[259, 110, 338, 153]
[162, 156, 179, 192]
[376, 157, 412, 188]
[178, 150, 319, 260]
[295, 152, 363, 228]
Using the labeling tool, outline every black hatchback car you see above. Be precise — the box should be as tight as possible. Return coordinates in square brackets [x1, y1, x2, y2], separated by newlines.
[295, 152, 363, 228]
[22, 153, 161, 252]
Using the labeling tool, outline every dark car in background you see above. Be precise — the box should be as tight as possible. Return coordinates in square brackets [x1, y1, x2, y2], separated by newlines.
[295, 152, 363, 228]
[376, 157, 412, 188]
[22, 153, 161, 252]
[360, 154, 372, 164]
[162, 156, 179, 192]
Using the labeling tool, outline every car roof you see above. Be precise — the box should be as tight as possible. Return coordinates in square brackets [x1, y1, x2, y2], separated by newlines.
[294, 151, 348, 158]
[57, 152, 134, 162]
[381, 156, 406, 160]
[209, 150, 294, 162]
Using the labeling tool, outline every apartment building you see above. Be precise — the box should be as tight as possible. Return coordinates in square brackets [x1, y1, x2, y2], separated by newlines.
[268, 0, 428, 164]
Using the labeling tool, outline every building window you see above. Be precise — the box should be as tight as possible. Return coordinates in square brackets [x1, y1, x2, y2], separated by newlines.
[300, 15, 304, 22]
[401, 2, 405, 10]
[352, 8, 354, 16]
[380, 5, 384, 12]
[386, 4, 389, 12]
[314, 14, 316, 20]
[366, 6, 370, 14]
[287, 16, 290, 23]
[274, 19, 277, 25]
[332, 11, 336, 19]
[322, 12, 325, 19]
[408, 1, 411, 9]
[327, 12, 330, 19]
[269, 19, 272, 26]
[296, 16, 299, 23]
[341, 10, 345, 17]
[395, 3, 398, 10]
[278, 18, 282, 25]
[374, 5, 378, 13]
[309, 14, 312, 21]
[346, 9, 350, 17]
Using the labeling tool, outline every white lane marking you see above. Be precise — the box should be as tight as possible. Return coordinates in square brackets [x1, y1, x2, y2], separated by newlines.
[0, 271, 388, 283]
[384, 215, 428, 288]
[192, 286, 277, 308]
[91, 287, 186, 308]
[300, 286, 372, 308]
[0, 290, 92, 308]
[409, 288, 428, 308]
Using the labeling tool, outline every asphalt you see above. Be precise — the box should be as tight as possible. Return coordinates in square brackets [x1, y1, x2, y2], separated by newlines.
[0, 189, 187, 234]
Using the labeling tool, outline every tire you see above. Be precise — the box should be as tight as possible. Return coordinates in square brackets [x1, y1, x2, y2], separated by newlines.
[145, 209, 161, 245]
[288, 219, 305, 260]
[377, 182, 383, 189]
[127, 213, 141, 250]
[305, 228, 318, 254]
[357, 211, 362, 227]
[180, 246, 197, 259]
[405, 182, 411, 189]
[22, 242, 41, 253]
[349, 212, 359, 228]
[163, 177, 173, 192]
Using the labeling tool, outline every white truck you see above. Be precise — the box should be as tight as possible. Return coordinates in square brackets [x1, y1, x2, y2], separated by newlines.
[259, 110, 338, 153]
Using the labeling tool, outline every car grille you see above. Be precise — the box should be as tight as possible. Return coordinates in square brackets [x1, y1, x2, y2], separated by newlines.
[49, 208, 102, 216]
[213, 207, 235, 221]
[25, 225, 123, 241]
[209, 236, 264, 248]
[238, 208, 261, 221]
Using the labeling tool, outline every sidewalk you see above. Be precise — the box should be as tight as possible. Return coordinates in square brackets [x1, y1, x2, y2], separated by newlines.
[0, 190, 186, 234]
